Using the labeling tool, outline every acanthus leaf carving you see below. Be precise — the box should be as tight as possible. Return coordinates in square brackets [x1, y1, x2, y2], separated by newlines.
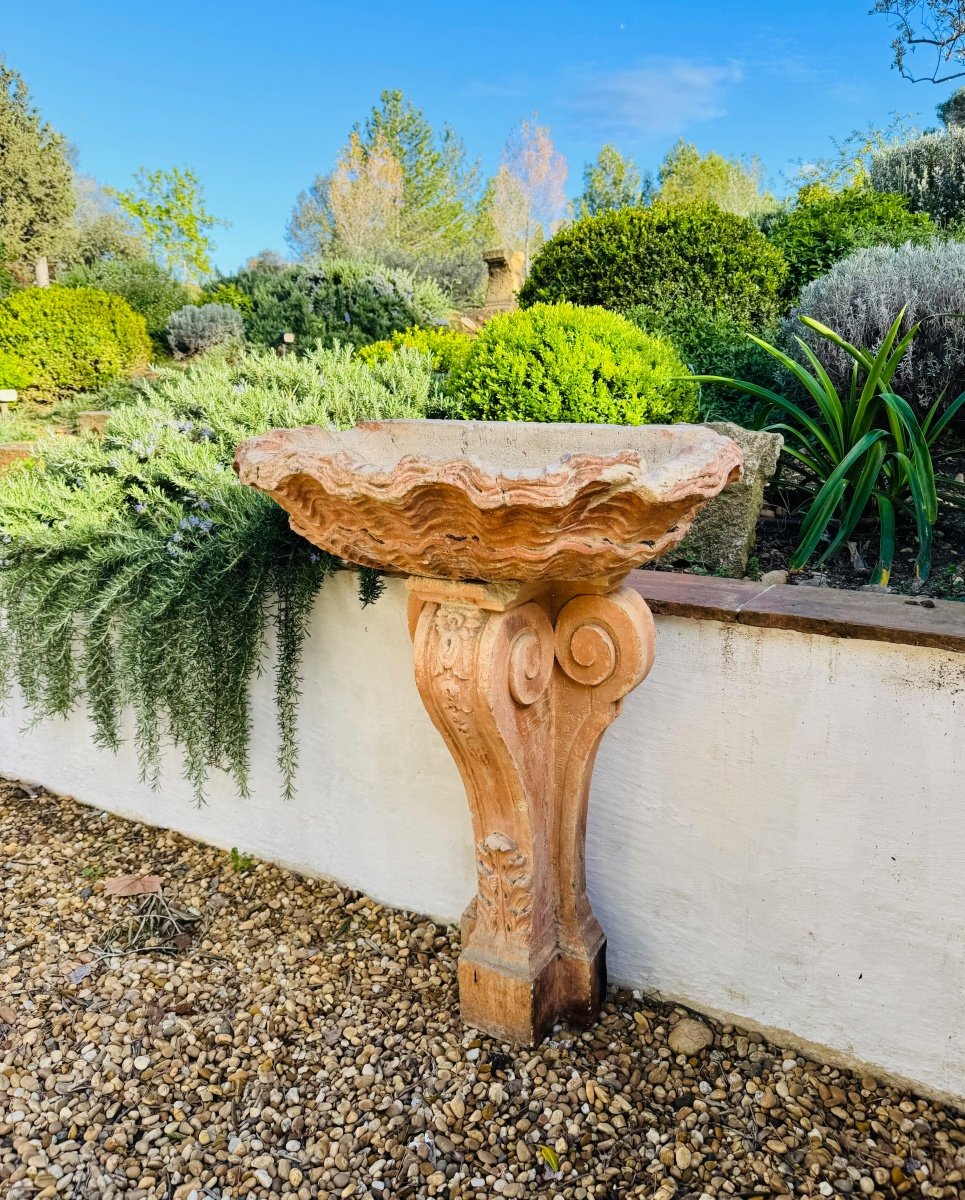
[408, 577, 656, 1043]
[476, 832, 534, 939]
[431, 604, 485, 746]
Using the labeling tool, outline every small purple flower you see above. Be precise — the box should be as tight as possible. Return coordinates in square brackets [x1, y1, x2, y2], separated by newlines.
[133, 503, 146, 515]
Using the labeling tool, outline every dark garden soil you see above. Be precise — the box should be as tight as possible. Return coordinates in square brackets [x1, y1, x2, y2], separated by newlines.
[747, 507, 965, 598]
[647, 453, 965, 602]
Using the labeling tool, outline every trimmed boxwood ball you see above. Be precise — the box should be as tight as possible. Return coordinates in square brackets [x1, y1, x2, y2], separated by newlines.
[518, 202, 788, 325]
[449, 303, 698, 425]
[61, 259, 192, 343]
[0, 286, 152, 397]
[357, 325, 473, 374]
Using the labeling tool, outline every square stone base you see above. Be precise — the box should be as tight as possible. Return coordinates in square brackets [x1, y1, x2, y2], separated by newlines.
[457, 938, 607, 1044]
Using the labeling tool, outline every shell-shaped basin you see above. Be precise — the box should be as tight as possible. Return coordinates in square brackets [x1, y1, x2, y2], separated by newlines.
[233, 419, 742, 583]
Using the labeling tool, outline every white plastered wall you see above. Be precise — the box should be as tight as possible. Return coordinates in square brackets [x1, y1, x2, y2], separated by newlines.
[1, 573, 962, 1101]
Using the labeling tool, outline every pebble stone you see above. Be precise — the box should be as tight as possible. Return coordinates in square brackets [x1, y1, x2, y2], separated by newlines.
[667, 1017, 714, 1056]
[1, 778, 963, 1200]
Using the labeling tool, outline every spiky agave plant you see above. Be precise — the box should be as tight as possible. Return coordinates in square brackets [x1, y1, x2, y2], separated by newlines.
[691, 311, 965, 584]
[0, 344, 437, 802]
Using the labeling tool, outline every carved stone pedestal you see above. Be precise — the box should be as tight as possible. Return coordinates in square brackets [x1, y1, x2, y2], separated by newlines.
[408, 575, 656, 1044]
[234, 417, 742, 1040]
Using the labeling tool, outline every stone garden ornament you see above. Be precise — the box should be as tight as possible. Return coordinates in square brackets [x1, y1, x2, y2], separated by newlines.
[235, 420, 741, 1043]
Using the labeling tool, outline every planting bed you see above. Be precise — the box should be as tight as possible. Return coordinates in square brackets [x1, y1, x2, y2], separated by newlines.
[653, 492, 965, 598]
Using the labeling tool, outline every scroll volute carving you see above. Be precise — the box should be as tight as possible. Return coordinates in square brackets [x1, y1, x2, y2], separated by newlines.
[551, 588, 656, 973]
[408, 577, 656, 1044]
[232, 419, 741, 1044]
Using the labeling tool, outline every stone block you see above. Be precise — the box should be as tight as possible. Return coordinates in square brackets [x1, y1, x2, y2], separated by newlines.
[482, 248, 525, 308]
[674, 422, 782, 578]
[0, 443, 34, 471]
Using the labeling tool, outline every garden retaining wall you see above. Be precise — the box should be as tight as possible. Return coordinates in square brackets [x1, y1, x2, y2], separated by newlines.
[1, 571, 963, 1102]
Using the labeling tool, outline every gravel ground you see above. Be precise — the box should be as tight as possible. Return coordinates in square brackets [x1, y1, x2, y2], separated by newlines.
[1, 778, 963, 1200]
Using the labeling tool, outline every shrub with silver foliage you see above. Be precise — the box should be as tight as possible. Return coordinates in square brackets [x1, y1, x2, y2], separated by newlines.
[166, 302, 245, 358]
[870, 130, 965, 227]
[787, 241, 965, 407]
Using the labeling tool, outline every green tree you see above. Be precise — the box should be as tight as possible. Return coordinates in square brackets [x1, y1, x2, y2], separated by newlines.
[657, 140, 773, 216]
[874, 0, 965, 82]
[57, 173, 146, 267]
[110, 166, 225, 283]
[287, 90, 487, 300]
[287, 174, 333, 261]
[938, 85, 965, 125]
[0, 59, 73, 271]
[578, 145, 651, 216]
[356, 89, 481, 256]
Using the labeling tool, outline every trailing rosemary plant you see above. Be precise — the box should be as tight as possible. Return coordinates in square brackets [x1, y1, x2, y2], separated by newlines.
[0, 344, 439, 802]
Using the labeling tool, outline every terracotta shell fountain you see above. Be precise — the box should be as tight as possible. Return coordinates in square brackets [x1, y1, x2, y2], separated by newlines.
[235, 419, 741, 1043]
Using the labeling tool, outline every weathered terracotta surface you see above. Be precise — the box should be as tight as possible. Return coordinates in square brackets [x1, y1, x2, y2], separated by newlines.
[233, 420, 742, 582]
[234, 419, 741, 1042]
[408, 576, 656, 1042]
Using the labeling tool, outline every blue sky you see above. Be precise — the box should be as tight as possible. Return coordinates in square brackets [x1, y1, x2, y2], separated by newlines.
[3, 0, 959, 271]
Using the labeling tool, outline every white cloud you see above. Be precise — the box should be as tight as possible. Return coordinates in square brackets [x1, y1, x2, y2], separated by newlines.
[564, 59, 745, 136]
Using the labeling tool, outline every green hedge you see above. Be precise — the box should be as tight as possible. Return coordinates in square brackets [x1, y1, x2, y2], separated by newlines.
[765, 186, 936, 297]
[870, 130, 965, 228]
[0, 350, 30, 391]
[357, 326, 473, 374]
[200, 279, 254, 315]
[0, 286, 152, 397]
[518, 202, 787, 325]
[626, 301, 781, 426]
[226, 259, 451, 351]
[450, 303, 698, 424]
[61, 260, 191, 342]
